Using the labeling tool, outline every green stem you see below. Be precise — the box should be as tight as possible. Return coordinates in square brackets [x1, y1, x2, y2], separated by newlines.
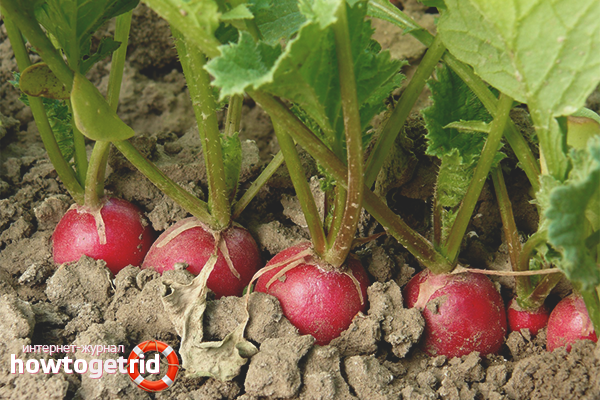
[520, 273, 562, 310]
[444, 55, 541, 192]
[273, 123, 327, 256]
[231, 151, 284, 220]
[491, 167, 530, 295]
[173, 27, 230, 229]
[581, 289, 600, 337]
[84, 141, 109, 207]
[3, 13, 84, 204]
[107, 11, 133, 111]
[250, 90, 452, 272]
[443, 93, 514, 264]
[224, 94, 243, 137]
[326, 186, 347, 245]
[325, 3, 364, 268]
[364, 3, 541, 192]
[364, 34, 446, 187]
[518, 230, 547, 273]
[1, 0, 74, 90]
[113, 140, 216, 226]
[85, 11, 134, 205]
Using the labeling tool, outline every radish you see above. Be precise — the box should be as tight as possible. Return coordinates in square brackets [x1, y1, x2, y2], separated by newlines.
[53, 197, 155, 275]
[546, 293, 598, 352]
[254, 242, 370, 345]
[506, 298, 549, 336]
[142, 217, 261, 298]
[404, 269, 507, 358]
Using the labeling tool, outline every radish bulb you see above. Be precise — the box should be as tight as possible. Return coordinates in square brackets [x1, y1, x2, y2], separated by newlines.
[546, 293, 598, 352]
[506, 298, 549, 336]
[142, 217, 261, 298]
[52, 197, 155, 275]
[255, 242, 370, 345]
[404, 269, 507, 358]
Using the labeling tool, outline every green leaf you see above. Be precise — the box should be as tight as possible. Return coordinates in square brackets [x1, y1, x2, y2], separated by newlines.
[248, 0, 305, 45]
[207, 0, 404, 158]
[221, 133, 243, 203]
[438, 0, 600, 180]
[436, 150, 474, 242]
[71, 72, 135, 141]
[34, 0, 138, 65]
[545, 136, 600, 289]
[19, 63, 70, 100]
[80, 37, 122, 74]
[221, 4, 254, 21]
[422, 64, 501, 166]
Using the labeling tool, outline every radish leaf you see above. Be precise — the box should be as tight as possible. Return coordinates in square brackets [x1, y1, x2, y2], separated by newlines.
[545, 136, 600, 289]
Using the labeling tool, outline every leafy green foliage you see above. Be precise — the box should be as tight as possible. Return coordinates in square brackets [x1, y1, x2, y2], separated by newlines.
[80, 37, 121, 73]
[207, 0, 404, 160]
[545, 136, 600, 289]
[423, 65, 499, 165]
[34, 0, 138, 68]
[11, 72, 74, 162]
[438, 0, 600, 180]
[248, 0, 305, 45]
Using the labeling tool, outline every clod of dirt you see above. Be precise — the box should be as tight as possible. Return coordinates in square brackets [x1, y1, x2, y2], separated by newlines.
[330, 313, 380, 357]
[367, 246, 395, 283]
[344, 355, 401, 400]
[0, 230, 52, 277]
[281, 177, 325, 228]
[299, 345, 356, 400]
[0, 293, 35, 341]
[368, 281, 425, 357]
[104, 267, 193, 343]
[252, 220, 309, 255]
[45, 256, 113, 317]
[204, 292, 298, 344]
[504, 340, 600, 400]
[33, 195, 72, 231]
[244, 335, 315, 398]
[73, 321, 148, 400]
[183, 378, 242, 400]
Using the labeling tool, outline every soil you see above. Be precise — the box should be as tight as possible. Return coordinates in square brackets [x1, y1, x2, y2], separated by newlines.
[1, 2, 600, 399]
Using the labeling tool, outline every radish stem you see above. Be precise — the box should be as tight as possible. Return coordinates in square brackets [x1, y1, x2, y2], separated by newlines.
[443, 93, 513, 265]
[326, 3, 364, 268]
[273, 123, 326, 256]
[365, 34, 446, 187]
[491, 167, 530, 296]
[231, 151, 284, 220]
[113, 140, 216, 226]
[85, 11, 133, 206]
[250, 90, 452, 272]
[173, 27, 230, 229]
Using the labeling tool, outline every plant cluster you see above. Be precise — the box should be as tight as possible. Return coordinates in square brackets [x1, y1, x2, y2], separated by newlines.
[3, 0, 599, 377]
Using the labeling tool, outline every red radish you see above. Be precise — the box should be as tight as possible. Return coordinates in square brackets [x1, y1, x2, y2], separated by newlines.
[255, 242, 370, 345]
[53, 197, 155, 275]
[506, 298, 549, 336]
[404, 269, 507, 358]
[546, 293, 598, 352]
[142, 217, 261, 298]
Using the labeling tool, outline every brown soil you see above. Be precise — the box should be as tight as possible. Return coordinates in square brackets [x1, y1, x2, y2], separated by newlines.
[1, 2, 600, 399]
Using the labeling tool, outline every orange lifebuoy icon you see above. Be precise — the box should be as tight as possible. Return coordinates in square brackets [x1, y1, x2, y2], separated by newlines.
[127, 340, 179, 392]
